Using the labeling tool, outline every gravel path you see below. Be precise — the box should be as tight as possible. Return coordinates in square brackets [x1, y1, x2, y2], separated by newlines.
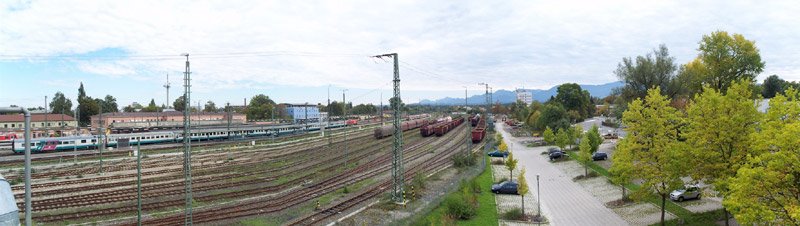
[497, 123, 628, 226]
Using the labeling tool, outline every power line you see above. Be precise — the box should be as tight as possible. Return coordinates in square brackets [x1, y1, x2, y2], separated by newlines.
[0, 51, 372, 61]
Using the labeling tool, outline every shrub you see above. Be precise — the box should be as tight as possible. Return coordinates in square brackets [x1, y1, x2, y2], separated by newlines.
[469, 178, 481, 194]
[444, 195, 476, 220]
[452, 153, 477, 168]
[412, 173, 426, 189]
[502, 208, 526, 221]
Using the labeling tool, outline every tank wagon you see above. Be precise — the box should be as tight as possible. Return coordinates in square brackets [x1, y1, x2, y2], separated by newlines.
[373, 118, 428, 139]
[472, 116, 486, 143]
[434, 116, 464, 137]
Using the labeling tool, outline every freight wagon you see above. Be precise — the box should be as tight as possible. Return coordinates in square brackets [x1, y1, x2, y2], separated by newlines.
[373, 118, 428, 139]
[434, 116, 464, 137]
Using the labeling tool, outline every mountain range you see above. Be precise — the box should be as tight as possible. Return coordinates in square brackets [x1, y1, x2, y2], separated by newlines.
[417, 81, 624, 105]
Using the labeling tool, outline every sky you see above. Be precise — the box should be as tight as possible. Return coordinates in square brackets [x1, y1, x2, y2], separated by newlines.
[1, 0, 799, 109]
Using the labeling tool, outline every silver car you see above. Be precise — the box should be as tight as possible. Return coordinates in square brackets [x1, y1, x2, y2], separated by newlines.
[670, 185, 701, 202]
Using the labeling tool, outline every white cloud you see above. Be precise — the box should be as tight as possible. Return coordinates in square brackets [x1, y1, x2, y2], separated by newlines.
[1, 0, 799, 94]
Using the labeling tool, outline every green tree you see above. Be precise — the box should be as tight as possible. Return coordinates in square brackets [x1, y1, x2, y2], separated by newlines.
[723, 89, 800, 225]
[614, 44, 683, 102]
[696, 31, 765, 93]
[389, 97, 404, 111]
[577, 133, 592, 177]
[517, 168, 530, 216]
[762, 75, 784, 98]
[555, 129, 569, 151]
[99, 95, 118, 113]
[685, 80, 760, 225]
[141, 99, 160, 112]
[543, 127, 555, 145]
[537, 103, 569, 132]
[76, 82, 98, 127]
[609, 145, 634, 202]
[554, 83, 593, 121]
[616, 87, 686, 225]
[587, 125, 602, 153]
[505, 151, 518, 180]
[246, 94, 276, 120]
[49, 92, 74, 116]
[204, 101, 216, 112]
[173, 95, 186, 112]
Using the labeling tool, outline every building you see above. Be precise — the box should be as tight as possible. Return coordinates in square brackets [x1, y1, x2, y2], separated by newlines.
[284, 103, 320, 124]
[0, 113, 78, 138]
[515, 89, 533, 105]
[90, 111, 246, 129]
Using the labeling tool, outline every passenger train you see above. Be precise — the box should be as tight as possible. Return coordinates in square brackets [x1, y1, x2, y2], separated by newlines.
[10, 121, 346, 154]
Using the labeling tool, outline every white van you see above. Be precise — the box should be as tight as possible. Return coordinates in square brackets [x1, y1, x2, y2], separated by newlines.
[0, 173, 19, 226]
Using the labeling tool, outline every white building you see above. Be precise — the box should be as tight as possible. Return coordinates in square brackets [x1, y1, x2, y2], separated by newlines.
[515, 89, 533, 105]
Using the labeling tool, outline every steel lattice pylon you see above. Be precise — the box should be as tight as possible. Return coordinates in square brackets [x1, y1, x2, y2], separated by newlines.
[182, 54, 194, 225]
[390, 53, 404, 203]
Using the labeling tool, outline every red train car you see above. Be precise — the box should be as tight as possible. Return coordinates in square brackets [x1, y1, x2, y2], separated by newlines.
[346, 119, 359, 125]
[471, 128, 485, 143]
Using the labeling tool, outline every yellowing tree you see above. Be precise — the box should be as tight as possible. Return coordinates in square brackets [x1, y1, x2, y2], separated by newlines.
[555, 129, 569, 151]
[577, 133, 592, 178]
[609, 141, 634, 202]
[505, 151, 518, 180]
[724, 89, 800, 225]
[616, 87, 686, 225]
[685, 80, 760, 224]
[696, 31, 765, 93]
[543, 127, 555, 145]
[517, 168, 530, 216]
[498, 140, 508, 153]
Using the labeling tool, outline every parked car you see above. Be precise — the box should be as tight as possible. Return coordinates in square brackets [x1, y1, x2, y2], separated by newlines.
[547, 147, 561, 154]
[670, 185, 701, 202]
[592, 152, 608, 161]
[491, 181, 518, 194]
[488, 150, 508, 157]
[549, 151, 567, 160]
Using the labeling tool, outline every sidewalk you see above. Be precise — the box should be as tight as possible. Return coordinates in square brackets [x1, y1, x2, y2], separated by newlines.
[497, 123, 628, 226]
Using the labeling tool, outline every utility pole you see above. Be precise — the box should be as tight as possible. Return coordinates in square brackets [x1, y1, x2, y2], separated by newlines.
[373, 53, 403, 203]
[479, 83, 490, 167]
[342, 89, 348, 169]
[0, 107, 31, 226]
[327, 85, 331, 146]
[136, 137, 142, 226]
[44, 96, 48, 137]
[380, 92, 384, 126]
[226, 103, 231, 140]
[464, 86, 470, 155]
[181, 53, 194, 225]
[304, 102, 309, 134]
[99, 103, 104, 175]
[164, 73, 171, 108]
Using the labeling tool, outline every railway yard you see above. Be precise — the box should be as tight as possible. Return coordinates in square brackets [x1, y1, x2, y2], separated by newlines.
[1, 117, 485, 225]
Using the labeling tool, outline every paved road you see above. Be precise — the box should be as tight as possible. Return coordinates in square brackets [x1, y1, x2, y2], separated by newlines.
[497, 123, 628, 226]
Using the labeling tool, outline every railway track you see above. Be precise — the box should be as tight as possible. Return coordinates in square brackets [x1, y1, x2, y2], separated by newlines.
[25, 128, 413, 223]
[288, 124, 476, 225]
[130, 123, 469, 225]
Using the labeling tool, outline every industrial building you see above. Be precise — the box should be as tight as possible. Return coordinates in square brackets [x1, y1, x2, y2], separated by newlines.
[284, 103, 320, 124]
[90, 111, 246, 129]
[0, 113, 77, 138]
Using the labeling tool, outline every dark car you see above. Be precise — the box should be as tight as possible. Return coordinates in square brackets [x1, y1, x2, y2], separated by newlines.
[549, 151, 566, 160]
[592, 152, 608, 161]
[487, 150, 508, 157]
[491, 181, 518, 194]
